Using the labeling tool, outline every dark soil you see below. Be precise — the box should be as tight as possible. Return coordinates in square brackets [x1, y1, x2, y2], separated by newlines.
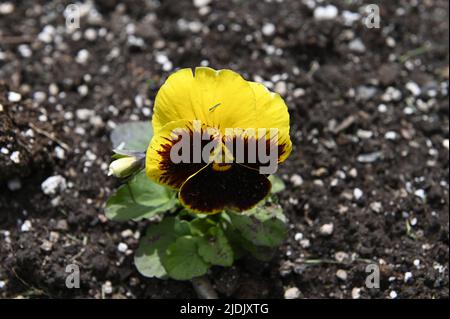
[0, 0, 448, 299]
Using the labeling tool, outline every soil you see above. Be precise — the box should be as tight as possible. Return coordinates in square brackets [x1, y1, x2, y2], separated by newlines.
[0, 0, 448, 299]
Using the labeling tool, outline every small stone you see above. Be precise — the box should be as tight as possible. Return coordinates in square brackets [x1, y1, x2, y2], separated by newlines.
[382, 87, 402, 102]
[353, 188, 363, 200]
[294, 232, 303, 241]
[40, 240, 53, 252]
[319, 223, 334, 236]
[413, 259, 421, 267]
[56, 219, 69, 231]
[18, 44, 32, 58]
[335, 251, 350, 263]
[293, 88, 305, 98]
[8, 91, 22, 102]
[41, 175, 67, 195]
[0, 280, 5, 289]
[406, 82, 421, 96]
[404, 272, 413, 283]
[385, 131, 398, 140]
[314, 5, 338, 21]
[33, 91, 47, 103]
[389, 291, 398, 299]
[117, 242, 128, 253]
[75, 49, 90, 64]
[284, 287, 301, 299]
[7, 178, 21, 191]
[357, 151, 382, 163]
[290, 174, 304, 187]
[77, 85, 89, 96]
[0, 2, 14, 15]
[299, 239, 310, 248]
[414, 189, 426, 200]
[336, 269, 348, 281]
[262, 23, 276, 36]
[341, 11, 360, 26]
[49, 231, 60, 243]
[121, 229, 134, 238]
[10, 151, 20, 164]
[102, 281, 113, 294]
[349, 168, 358, 178]
[84, 28, 97, 41]
[357, 129, 373, 139]
[370, 202, 383, 213]
[351, 287, 361, 299]
[443, 139, 449, 150]
[54, 146, 66, 160]
[274, 81, 287, 96]
[193, 0, 211, 8]
[377, 104, 388, 113]
[76, 108, 94, 120]
[20, 220, 32, 232]
[348, 38, 366, 53]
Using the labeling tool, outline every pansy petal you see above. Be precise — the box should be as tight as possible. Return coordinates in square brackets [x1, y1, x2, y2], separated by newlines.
[179, 164, 271, 214]
[249, 82, 292, 162]
[152, 68, 257, 134]
[146, 119, 218, 189]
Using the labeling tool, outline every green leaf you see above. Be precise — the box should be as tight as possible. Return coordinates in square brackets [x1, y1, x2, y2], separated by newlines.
[105, 171, 177, 221]
[110, 121, 153, 151]
[197, 227, 234, 267]
[227, 205, 287, 247]
[221, 218, 276, 261]
[189, 218, 216, 236]
[161, 236, 210, 280]
[134, 217, 190, 278]
[268, 175, 285, 193]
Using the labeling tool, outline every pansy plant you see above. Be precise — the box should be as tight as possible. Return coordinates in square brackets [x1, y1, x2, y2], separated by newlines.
[106, 67, 291, 282]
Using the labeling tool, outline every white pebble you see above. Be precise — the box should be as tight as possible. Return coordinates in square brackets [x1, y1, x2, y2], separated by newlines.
[406, 82, 421, 96]
[319, 223, 334, 236]
[341, 11, 360, 26]
[41, 175, 67, 195]
[102, 281, 113, 294]
[290, 174, 303, 187]
[284, 287, 301, 299]
[414, 189, 426, 200]
[54, 146, 66, 160]
[18, 44, 32, 58]
[370, 202, 383, 213]
[76, 108, 94, 120]
[413, 259, 421, 267]
[377, 104, 388, 113]
[294, 232, 303, 241]
[314, 5, 338, 21]
[262, 23, 276, 36]
[385, 131, 398, 140]
[357, 129, 373, 139]
[443, 139, 449, 150]
[336, 269, 348, 281]
[404, 272, 413, 283]
[389, 290, 398, 299]
[121, 229, 134, 238]
[351, 287, 361, 299]
[8, 91, 22, 102]
[299, 239, 310, 248]
[20, 220, 32, 232]
[0, 280, 5, 289]
[0, 2, 14, 15]
[76, 49, 90, 64]
[348, 39, 366, 53]
[117, 242, 128, 253]
[353, 188, 363, 200]
[193, 0, 211, 8]
[10, 151, 20, 164]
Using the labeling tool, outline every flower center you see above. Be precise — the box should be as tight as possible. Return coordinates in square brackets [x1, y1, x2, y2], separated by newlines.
[212, 162, 232, 172]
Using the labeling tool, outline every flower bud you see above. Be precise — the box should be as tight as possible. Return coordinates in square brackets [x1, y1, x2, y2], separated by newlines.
[108, 156, 141, 178]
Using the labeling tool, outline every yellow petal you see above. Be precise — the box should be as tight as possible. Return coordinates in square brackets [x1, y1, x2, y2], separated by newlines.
[236, 82, 292, 163]
[152, 67, 257, 134]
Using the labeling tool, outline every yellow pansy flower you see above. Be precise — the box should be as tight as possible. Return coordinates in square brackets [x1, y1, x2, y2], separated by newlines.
[146, 67, 292, 214]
